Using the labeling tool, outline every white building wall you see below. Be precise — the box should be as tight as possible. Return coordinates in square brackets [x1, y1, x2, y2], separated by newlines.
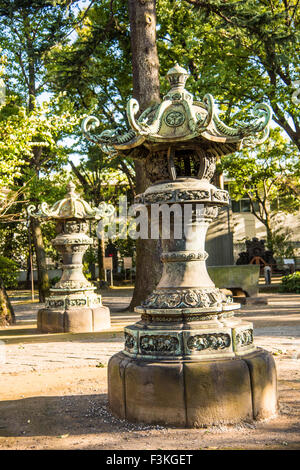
[231, 211, 300, 264]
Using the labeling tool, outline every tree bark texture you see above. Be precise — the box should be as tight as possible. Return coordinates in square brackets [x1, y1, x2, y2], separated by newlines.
[128, 0, 163, 309]
[30, 219, 50, 302]
[0, 276, 15, 326]
[128, 0, 160, 109]
[98, 236, 106, 281]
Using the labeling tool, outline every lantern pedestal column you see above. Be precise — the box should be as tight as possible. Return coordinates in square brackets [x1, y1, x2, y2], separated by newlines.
[107, 180, 277, 426]
[37, 219, 110, 333]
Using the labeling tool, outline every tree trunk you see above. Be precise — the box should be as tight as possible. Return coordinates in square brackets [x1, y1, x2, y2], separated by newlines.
[249, 199, 274, 251]
[30, 219, 50, 302]
[128, 0, 162, 310]
[266, 224, 274, 251]
[27, 35, 49, 303]
[26, 254, 31, 287]
[0, 276, 15, 325]
[98, 236, 106, 281]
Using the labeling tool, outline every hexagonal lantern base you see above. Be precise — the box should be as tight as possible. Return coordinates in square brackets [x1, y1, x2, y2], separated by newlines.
[37, 291, 111, 333]
[108, 347, 277, 427]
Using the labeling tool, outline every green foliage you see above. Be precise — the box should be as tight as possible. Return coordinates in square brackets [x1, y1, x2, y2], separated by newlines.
[50, 275, 60, 287]
[45, 0, 135, 197]
[280, 272, 300, 294]
[221, 128, 300, 246]
[0, 1, 81, 101]
[158, 0, 300, 149]
[46, 0, 300, 202]
[71, 147, 134, 207]
[0, 221, 28, 268]
[113, 237, 136, 263]
[84, 244, 97, 265]
[46, 0, 131, 123]
[0, 254, 19, 288]
[222, 128, 299, 202]
[0, 2, 82, 192]
[83, 262, 92, 280]
[23, 170, 75, 210]
[271, 228, 295, 259]
[0, 93, 79, 190]
[0, 173, 72, 272]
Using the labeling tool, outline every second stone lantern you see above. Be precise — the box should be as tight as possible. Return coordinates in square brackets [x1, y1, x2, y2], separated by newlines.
[82, 64, 277, 426]
[28, 182, 114, 333]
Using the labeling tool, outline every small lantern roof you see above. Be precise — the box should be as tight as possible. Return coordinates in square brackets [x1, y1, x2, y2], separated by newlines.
[82, 64, 272, 158]
[27, 182, 114, 220]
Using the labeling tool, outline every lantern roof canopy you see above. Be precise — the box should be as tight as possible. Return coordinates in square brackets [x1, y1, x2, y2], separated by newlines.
[27, 182, 114, 220]
[82, 64, 272, 157]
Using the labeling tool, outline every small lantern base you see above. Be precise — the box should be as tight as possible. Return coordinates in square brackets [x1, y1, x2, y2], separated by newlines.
[108, 347, 277, 427]
[37, 291, 110, 333]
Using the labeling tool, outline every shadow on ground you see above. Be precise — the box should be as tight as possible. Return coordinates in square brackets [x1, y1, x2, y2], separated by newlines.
[1, 392, 300, 450]
[0, 394, 114, 438]
[0, 327, 125, 345]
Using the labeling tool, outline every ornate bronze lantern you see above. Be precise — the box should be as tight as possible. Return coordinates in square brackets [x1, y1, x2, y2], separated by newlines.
[82, 64, 277, 426]
[28, 182, 114, 333]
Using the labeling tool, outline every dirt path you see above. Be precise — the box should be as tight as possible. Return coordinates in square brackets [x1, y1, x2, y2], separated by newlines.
[0, 290, 300, 450]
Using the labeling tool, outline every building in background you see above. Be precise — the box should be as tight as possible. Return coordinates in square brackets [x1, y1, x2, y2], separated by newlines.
[224, 180, 300, 269]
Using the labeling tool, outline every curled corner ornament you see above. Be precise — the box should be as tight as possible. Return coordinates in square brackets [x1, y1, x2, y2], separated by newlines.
[81, 115, 101, 145]
[27, 201, 52, 219]
[127, 97, 171, 136]
[198, 93, 215, 130]
[241, 103, 272, 147]
[213, 101, 272, 146]
[81, 116, 119, 154]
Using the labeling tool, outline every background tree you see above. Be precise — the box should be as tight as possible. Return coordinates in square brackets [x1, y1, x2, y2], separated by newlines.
[0, 187, 24, 325]
[47, 0, 162, 304]
[0, 0, 83, 300]
[126, 0, 162, 308]
[221, 128, 300, 250]
[158, 0, 299, 149]
[70, 142, 134, 280]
